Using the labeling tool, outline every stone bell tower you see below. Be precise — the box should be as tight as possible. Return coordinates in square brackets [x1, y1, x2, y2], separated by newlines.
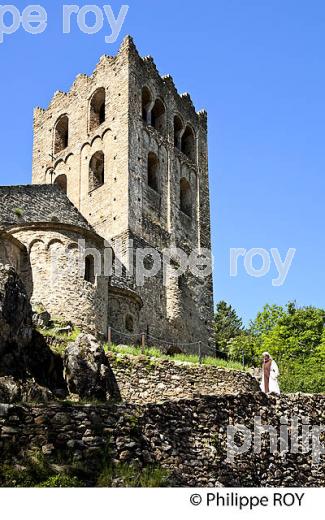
[32, 36, 214, 349]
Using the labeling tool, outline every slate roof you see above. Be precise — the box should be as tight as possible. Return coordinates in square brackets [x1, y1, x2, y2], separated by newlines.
[0, 185, 93, 232]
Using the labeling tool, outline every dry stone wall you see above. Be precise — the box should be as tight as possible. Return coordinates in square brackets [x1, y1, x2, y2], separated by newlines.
[1, 393, 324, 487]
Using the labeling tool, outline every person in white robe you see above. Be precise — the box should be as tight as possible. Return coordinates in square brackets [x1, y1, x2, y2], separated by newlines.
[260, 352, 280, 394]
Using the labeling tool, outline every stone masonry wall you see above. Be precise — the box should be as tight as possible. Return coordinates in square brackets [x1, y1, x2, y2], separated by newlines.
[107, 352, 260, 403]
[1, 393, 325, 487]
[10, 227, 109, 335]
[127, 38, 213, 349]
[32, 42, 130, 242]
[0, 235, 24, 274]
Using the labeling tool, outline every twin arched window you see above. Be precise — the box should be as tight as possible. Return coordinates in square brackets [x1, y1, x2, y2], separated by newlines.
[141, 87, 166, 134]
[53, 88, 106, 156]
[147, 152, 193, 217]
[141, 87, 196, 162]
[174, 117, 196, 162]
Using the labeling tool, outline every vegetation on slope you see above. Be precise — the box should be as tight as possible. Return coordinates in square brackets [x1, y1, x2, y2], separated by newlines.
[213, 301, 325, 393]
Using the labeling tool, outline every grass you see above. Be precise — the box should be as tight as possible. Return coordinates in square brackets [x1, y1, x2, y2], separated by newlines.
[41, 325, 81, 341]
[105, 343, 246, 371]
[38, 324, 81, 355]
[97, 463, 170, 487]
[0, 451, 169, 487]
[38, 475, 84, 488]
[39, 322, 246, 371]
[0, 449, 52, 487]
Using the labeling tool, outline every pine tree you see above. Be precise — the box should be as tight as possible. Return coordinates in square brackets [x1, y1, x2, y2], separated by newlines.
[213, 301, 244, 355]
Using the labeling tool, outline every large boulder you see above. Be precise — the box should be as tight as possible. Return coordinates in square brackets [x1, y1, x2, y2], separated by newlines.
[0, 376, 54, 403]
[0, 264, 33, 379]
[0, 263, 67, 399]
[0, 264, 33, 350]
[63, 334, 121, 401]
[24, 330, 67, 397]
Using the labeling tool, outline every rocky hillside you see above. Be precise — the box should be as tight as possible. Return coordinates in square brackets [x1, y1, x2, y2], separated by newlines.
[1, 264, 325, 488]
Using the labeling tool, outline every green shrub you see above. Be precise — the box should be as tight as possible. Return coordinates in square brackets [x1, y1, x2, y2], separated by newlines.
[38, 475, 84, 488]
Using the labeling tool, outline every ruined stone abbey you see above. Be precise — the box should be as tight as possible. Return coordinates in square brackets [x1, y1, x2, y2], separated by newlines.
[0, 36, 214, 350]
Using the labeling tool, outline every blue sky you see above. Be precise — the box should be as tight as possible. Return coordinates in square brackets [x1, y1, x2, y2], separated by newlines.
[0, 0, 324, 323]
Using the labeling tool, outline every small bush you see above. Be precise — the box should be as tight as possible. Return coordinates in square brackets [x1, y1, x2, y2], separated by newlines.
[14, 207, 23, 218]
[279, 358, 325, 393]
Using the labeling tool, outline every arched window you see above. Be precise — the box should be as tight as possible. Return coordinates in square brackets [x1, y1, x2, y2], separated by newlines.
[151, 99, 166, 133]
[89, 88, 106, 132]
[147, 152, 159, 192]
[181, 125, 196, 162]
[174, 115, 183, 149]
[178, 273, 186, 291]
[89, 151, 105, 191]
[54, 115, 69, 154]
[180, 178, 192, 218]
[142, 86, 152, 123]
[84, 255, 95, 284]
[54, 174, 67, 194]
[125, 314, 134, 333]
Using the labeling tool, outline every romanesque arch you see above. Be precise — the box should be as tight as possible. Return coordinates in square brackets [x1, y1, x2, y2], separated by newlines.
[89, 87, 106, 132]
[147, 152, 159, 192]
[54, 174, 67, 194]
[89, 151, 105, 191]
[181, 125, 196, 162]
[151, 98, 166, 134]
[54, 115, 69, 155]
[142, 86, 152, 123]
